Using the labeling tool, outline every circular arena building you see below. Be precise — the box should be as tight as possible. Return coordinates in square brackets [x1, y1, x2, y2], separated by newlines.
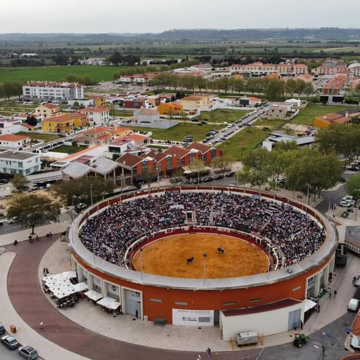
[69, 186, 337, 339]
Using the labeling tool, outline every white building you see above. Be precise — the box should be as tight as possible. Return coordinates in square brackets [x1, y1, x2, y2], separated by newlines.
[0, 134, 31, 150]
[23, 81, 84, 100]
[79, 107, 110, 125]
[0, 151, 41, 175]
[0, 119, 27, 135]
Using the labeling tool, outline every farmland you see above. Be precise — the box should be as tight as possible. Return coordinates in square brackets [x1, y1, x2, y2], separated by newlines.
[0, 65, 137, 84]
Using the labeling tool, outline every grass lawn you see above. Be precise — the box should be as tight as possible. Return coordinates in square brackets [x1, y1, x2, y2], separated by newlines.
[218, 127, 270, 160]
[16, 132, 61, 143]
[199, 109, 250, 124]
[129, 123, 222, 142]
[113, 109, 134, 117]
[252, 118, 287, 130]
[291, 104, 358, 126]
[0, 65, 138, 83]
[50, 145, 88, 154]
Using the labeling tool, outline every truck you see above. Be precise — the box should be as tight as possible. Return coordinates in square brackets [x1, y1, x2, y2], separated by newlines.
[235, 332, 258, 347]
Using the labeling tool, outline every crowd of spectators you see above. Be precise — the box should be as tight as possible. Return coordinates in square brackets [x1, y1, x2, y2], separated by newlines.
[79, 192, 326, 269]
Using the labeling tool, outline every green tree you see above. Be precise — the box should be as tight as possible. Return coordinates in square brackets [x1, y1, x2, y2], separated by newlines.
[285, 79, 297, 98]
[26, 115, 38, 127]
[211, 155, 234, 176]
[66, 74, 78, 83]
[345, 174, 360, 200]
[109, 51, 123, 66]
[52, 177, 115, 208]
[265, 79, 285, 100]
[10, 174, 27, 192]
[303, 82, 315, 98]
[7, 194, 61, 234]
[189, 159, 206, 183]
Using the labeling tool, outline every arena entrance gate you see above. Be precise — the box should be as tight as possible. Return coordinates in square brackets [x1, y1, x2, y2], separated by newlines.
[124, 289, 142, 319]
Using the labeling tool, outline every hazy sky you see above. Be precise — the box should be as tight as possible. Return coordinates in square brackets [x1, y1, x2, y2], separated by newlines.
[1, 0, 360, 33]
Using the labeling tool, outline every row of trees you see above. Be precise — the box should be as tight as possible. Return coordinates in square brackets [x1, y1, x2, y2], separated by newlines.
[236, 144, 343, 200]
[64, 74, 96, 86]
[149, 74, 314, 100]
[0, 81, 23, 99]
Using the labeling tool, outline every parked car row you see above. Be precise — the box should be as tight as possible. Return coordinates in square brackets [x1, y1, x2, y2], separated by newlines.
[0, 326, 38, 359]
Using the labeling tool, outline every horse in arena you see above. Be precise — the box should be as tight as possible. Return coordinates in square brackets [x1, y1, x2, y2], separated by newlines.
[217, 246, 225, 254]
[187, 257, 195, 264]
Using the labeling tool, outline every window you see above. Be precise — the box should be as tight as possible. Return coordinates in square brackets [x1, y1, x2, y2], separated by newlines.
[18, 162, 23, 168]
[175, 301, 188, 306]
[181, 158, 185, 166]
[150, 298, 162, 303]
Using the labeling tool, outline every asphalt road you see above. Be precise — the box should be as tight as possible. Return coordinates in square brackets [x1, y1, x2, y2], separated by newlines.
[0, 344, 20, 360]
[260, 311, 354, 360]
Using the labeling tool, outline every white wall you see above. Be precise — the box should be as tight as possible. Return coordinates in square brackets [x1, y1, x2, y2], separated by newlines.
[220, 302, 304, 340]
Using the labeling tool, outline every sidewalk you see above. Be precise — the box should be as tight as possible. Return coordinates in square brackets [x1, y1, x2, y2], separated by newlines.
[0, 221, 70, 247]
[0, 252, 87, 360]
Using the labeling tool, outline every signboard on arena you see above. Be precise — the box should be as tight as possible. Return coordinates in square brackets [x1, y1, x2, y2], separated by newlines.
[172, 309, 214, 326]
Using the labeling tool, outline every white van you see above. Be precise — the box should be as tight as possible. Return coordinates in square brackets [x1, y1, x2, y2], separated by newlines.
[235, 332, 258, 347]
[348, 299, 360, 311]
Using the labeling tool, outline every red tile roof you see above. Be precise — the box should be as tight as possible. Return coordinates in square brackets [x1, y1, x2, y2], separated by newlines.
[116, 153, 143, 167]
[187, 142, 212, 154]
[0, 134, 30, 142]
[164, 145, 189, 159]
[80, 107, 109, 113]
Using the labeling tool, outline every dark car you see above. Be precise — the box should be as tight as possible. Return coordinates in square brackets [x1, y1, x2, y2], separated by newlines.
[225, 171, 235, 177]
[18, 345, 38, 359]
[0, 323, 5, 335]
[1, 335, 20, 350]
[0, 179, 9, 184]
[202, 176, 214, 182]
[214, 174, 224, 180]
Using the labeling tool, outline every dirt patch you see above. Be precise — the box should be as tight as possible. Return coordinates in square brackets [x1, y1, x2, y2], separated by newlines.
[132, 234, 269, 279]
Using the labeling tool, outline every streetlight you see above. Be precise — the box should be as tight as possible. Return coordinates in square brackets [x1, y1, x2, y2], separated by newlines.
[90, 184, 93, 206]
[203, 252, 207, 285]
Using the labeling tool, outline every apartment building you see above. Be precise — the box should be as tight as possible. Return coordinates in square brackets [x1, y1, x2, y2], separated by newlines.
[34, 103, 60, 119]
[23, 81, 84, 100]
[0, 151, 41, 175]
[79, 107, 110, 125]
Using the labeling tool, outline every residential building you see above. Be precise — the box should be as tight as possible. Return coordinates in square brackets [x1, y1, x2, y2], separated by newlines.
[125, 133, 150, 146]
[23, 81, 84, 100]
[158, 103, 183, 116]
[86, 95, 108, 108]
[313, 60, 347, 76]
[263, 133, 315, 151]
[81, 127, 114, 145]
[79, 107, 110, 125]
[68, 112, 90, 128]
[34, 104, 60, 119]
[68, 99, 94, 108]
[0, 134, 31, 150]
[293, 64, 309, 75]
[266, 103, 295, 119]
[108, 138, 138, 157]
[0, 119, 27, 135]
[313, 111, 360, 128]
[0, 151, 41, 175]
[42, 115, 75, 134]
[124, 99, 145, 109]
[349, 63, 360, 76]
[180, 95, 211, 110]
[239, 96, 262, 107]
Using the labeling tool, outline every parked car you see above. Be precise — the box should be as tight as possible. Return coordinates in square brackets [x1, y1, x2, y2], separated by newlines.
[0, 179, 9, 184]
[0, 323, 5, 335]
[1, 335, 20, 350]
[18, 346, 38, 359]
[214, 174, 224, 180]
[225, 171, 235, 177]
[340, 196, 356, 207]
[202, 176, 214, 182]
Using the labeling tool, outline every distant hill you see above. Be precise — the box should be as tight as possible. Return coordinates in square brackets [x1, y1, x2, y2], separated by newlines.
[1, 28, 360, 43]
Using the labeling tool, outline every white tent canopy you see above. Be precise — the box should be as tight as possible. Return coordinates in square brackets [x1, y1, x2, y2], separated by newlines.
[304, 298, 317, 312]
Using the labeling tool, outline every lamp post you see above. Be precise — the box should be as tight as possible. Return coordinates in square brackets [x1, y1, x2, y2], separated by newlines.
[203, 252, 207, 285]
[90, 184, 94, 206]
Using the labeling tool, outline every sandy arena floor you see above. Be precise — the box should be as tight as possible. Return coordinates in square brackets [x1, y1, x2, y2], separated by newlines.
[132, 234, 269, 279]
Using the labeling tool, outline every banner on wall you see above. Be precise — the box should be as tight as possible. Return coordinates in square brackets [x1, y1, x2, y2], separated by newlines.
[172, 309, 214, 327]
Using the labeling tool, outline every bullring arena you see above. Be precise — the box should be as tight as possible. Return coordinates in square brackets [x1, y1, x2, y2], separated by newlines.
[69, 186, 338, 340]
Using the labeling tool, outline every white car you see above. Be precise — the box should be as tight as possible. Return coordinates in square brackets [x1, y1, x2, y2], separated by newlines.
[348, 298, 360, 311]
[340, 200, 355, 207]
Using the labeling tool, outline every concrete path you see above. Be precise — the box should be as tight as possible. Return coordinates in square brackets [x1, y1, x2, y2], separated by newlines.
[0, 251, 86, 360]
[0, 221, 69, 246]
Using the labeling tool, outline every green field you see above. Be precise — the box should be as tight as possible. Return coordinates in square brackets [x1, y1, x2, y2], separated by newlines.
[113, 109, 134, 117]
[16, 132, 61, 143]
[218, 127, 270, 160]
[50, 145, 87, 154]
[199, 109, 250, 124]
[0, 65, 138, 83]
[292, 104, 358, 126]
[129, 123, 222, 142]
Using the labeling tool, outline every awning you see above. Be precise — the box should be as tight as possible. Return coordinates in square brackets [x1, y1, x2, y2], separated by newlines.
[85, 290, 103, 302]
[62, 271, 77, 279]
[97, 296, 120, 310]
[73, 282, 88, 292]
[304, 299, 317, 312]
